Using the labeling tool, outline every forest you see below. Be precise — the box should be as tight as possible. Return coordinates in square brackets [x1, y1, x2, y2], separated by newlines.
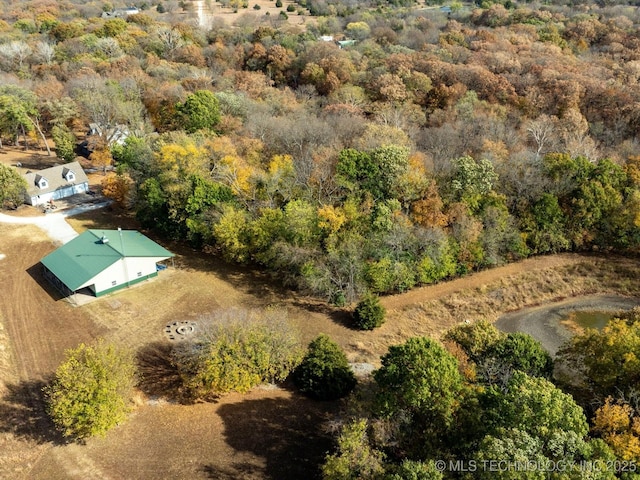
[1, 0, 640, 477]
[0, 0, 639, 304]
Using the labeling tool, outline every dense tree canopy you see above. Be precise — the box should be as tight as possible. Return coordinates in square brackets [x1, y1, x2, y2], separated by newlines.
[0, 0, 638, 476]
[0, 0, 637, 302]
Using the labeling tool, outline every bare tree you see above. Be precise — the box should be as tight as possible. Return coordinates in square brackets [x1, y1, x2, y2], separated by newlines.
[0, 41, 32, 71]
[34, 41, 55, 65]
[68, 76, 147, 146]
[93, 38, 124, 60]
[155, 26, 185, 58]
[526, 115, 555, 158]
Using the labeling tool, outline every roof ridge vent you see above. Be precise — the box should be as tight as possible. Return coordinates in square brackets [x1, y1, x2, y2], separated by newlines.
[101, 235, 109, 244]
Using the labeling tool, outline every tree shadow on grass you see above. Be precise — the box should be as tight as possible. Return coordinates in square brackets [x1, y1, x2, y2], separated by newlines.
[201, 462, 265, 480]
[207, 395, 337, 480]
[136, 341, 189, 404]
[288, 298, 355, 329]
[0, 379, 65, 445]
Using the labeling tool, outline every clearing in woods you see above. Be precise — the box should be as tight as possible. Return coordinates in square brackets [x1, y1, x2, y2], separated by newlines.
[0, 197, 639, 478]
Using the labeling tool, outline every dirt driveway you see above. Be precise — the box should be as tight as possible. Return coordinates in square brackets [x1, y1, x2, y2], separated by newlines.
[0, 203, 110, 245]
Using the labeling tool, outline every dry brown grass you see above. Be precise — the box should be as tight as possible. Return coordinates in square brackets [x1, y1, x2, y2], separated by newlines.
[169, 0, 315, 29]
[382, 255, 640, 346]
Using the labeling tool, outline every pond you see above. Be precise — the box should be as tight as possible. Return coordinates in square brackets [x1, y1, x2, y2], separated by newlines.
[495, 295, 640, 356]
[564, 310, 618, 331]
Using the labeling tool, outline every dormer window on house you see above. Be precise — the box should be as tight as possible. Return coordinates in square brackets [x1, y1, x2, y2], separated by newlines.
[36, 175, 48, 189]
[63, 168, 75, 182]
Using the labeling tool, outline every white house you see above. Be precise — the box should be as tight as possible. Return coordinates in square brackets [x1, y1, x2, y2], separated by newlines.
[102, 7, 140, 18]
[23, 161, 89, 206]
[41, 229, 174, 298]
[87, 123, 130, 147]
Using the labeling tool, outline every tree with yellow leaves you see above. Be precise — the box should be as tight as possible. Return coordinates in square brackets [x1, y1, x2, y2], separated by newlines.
[90, 147, 113, 175]
[593, 397, 640, 462]
[317, 205, 346, 236]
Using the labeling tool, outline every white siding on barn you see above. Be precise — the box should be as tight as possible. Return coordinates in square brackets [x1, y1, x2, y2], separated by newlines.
[76, 257, 166, 294]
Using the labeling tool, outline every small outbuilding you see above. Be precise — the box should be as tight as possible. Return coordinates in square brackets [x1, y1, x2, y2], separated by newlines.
[41, 229, 174, 298]
[23, 161, 89, 206]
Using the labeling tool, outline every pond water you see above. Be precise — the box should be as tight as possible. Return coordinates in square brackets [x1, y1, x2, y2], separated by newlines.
[565, 310, 618, 330]
[495, 296, 640, 356]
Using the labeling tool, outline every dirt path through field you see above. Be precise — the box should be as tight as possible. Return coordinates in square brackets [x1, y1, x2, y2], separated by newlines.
[382, 254, 581, 311]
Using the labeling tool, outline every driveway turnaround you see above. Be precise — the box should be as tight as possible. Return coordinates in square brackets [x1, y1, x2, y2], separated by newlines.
[0, 201, 111, 244]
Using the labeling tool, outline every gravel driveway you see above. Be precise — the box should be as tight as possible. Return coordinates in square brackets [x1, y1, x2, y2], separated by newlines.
[495, 295, 640, 356]
[0, 201, 111, 244]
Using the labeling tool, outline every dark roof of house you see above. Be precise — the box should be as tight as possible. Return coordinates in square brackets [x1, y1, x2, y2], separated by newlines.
[41, 229, 173, 291]
[23, 161, 89, 198]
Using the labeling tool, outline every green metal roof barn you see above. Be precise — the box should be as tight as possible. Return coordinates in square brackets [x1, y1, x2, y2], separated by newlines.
[41, 229, 174, 298]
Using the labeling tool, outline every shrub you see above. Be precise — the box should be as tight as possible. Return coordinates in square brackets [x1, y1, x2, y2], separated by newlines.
[293, 334, 356, 400]
[253, 3, 261, 8]
[322, 419, 384, 479]
[275, 0, 282, 6]
[286, 3, 295, 11]
[172, 308, 304, 399]
[353, 294, 385, 330]
[45, 340, 136, 440]
[0, 164, 27, 209]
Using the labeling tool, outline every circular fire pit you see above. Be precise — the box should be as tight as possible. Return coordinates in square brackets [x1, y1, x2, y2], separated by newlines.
[164, 321, 197, 341]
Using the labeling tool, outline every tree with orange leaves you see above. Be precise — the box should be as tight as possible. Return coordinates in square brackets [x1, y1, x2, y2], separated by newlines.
[102, 172, 134, 208]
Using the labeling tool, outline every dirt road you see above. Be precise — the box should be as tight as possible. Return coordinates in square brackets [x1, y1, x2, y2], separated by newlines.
[382, 254, 582, 310]
[0, 202, 111, 245]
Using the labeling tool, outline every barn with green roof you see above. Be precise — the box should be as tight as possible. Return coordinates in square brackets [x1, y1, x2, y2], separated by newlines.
[41, 229, 174, 298]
